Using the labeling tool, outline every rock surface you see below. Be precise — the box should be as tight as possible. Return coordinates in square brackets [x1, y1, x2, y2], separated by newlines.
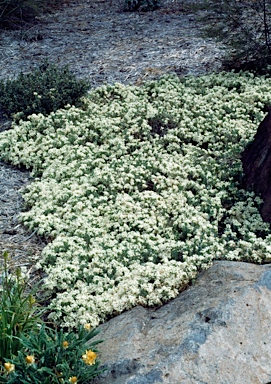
[242, 110, 271, 222]
[93, 261, 271, 384]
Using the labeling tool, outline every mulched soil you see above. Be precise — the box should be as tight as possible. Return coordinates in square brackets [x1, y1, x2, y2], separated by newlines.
[0, 161, 46, 270]
[0, 0, 224, 272]
[0, 0, 224, 84]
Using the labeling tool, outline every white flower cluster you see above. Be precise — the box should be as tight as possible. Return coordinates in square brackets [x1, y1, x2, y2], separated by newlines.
[1, 72, 271, 327]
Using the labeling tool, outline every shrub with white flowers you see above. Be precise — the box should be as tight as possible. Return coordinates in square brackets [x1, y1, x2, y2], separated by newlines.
[1, 72, 271, 327]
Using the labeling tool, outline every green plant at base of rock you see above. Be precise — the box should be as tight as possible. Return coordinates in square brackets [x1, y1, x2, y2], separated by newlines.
[123, 0, 160, 12]
[0, 251, 44, 363]
[0, 252, 104, 383]
[0, 324, 104, 384]
[0, 61, 89, 121]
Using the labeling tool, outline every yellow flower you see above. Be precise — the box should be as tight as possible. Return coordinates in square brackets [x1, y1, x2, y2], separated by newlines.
[62, 340, 69, 349]
[29, 295, 36, 305]
[84, 323, 91, 331]
[25, 355, 35, 365]
[82, 350, 97, 365]
[4, 362, 15, 373]
[69, 377, 78, 383]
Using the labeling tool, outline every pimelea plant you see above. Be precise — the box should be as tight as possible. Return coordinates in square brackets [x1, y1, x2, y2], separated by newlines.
[1, 72, 271, 328]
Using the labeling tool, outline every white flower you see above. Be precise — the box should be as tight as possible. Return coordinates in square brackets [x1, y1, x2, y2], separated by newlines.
[1, 72, 271, 326]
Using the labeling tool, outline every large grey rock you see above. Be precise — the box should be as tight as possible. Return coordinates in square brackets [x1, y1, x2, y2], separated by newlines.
[93, 261, 271, 384]
[242, 109, 271, 222]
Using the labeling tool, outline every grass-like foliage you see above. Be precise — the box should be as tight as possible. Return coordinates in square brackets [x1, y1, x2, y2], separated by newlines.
[123, 0, 160, 11]
[0, 0, 65, 29]
[0, 252, 104, 383]
[1, 72, 271, 327]
[0, 62, 89, 121]
[196, 0, 271, 73]
[1, 324, 104, 384]
[0, 0, 43, 29]
[0, 251, 43, 363]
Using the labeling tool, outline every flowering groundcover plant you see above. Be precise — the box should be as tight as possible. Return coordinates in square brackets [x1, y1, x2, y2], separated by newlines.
[1, 71, 271, 327]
